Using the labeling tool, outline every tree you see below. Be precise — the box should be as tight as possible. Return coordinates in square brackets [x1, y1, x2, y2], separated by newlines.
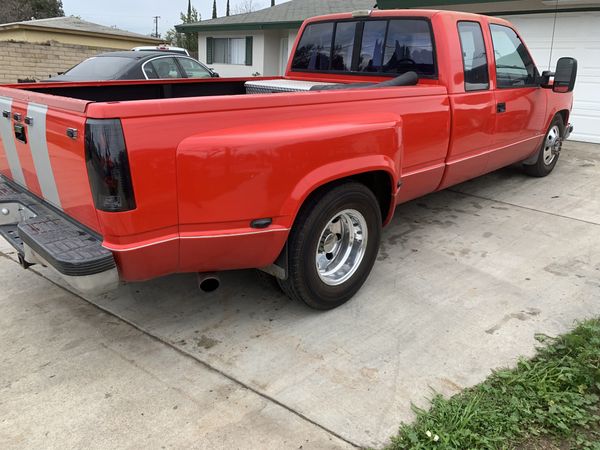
[0, 0, 64, 24]
[163, 0, 200, 55]
[212, 0, 217, 19]
[271, 0, 275, 6]
[232, 0, 258, 14]
[226, 0, 230, 16]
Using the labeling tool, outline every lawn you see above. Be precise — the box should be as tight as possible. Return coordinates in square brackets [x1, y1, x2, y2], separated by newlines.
[387, 319, 600, 450]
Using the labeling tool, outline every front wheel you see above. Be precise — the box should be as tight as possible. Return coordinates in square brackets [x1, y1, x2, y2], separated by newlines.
[523, 115, 564, 177]
[278, 182, 382, 310]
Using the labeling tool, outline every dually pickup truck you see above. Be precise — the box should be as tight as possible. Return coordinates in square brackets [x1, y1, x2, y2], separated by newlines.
[0, 10, 577, 309]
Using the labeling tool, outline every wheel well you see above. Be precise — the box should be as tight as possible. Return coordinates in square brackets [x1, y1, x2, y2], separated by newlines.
[557, 109, 569, 127]
[300, 171, 394, 224]
[349, 171, 394, 221]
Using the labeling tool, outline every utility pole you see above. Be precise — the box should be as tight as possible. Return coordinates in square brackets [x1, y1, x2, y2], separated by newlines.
[152, 15, 160, 38]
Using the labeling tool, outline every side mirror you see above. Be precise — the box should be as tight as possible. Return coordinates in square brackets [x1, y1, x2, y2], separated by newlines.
[553, 57, 577, 93]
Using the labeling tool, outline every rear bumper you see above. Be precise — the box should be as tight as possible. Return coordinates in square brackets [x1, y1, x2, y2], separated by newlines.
[0, 176, 118, 293]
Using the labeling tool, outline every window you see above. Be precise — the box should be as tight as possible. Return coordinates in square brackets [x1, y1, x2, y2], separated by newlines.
[291, 22, 334, 71]
[214, 38, 246, 65]
[382, 19, 435, 76]
[357, 21, 387, 72]
[490, 24, 538, 88]
[206, 37, 252, 65]
[178, 58, 212, 78]
[458, 21, 489, 91]
[144, 57, 184, 79]
[331, 21, 358, 71]
[65, 56, 133, 80]
[291, 18, 436, 77]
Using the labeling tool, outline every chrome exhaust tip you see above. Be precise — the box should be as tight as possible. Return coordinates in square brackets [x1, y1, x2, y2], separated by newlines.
[197, 273, 220, 293]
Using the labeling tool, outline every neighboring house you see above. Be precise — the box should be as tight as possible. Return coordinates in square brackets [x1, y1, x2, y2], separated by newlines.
[0, 16, 162, 83]
[178, 0, 600, 143]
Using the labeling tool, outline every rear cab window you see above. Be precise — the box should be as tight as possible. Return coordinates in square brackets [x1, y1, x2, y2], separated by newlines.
[291, 17, 437, 78]
[457, 21, 489, 91]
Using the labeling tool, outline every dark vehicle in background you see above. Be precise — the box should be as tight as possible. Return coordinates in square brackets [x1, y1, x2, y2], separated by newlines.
[48, 51, 219, 82]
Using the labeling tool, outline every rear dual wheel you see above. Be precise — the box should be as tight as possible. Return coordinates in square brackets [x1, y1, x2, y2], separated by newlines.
[278, 182, 382, 310]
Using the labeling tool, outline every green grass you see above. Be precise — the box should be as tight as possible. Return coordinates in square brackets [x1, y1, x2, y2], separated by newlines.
[387, 319, 600, 450]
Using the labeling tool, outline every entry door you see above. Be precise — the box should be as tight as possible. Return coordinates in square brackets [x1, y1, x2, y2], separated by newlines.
[279, 37, 289, 75]
[489, 24, 547, 170]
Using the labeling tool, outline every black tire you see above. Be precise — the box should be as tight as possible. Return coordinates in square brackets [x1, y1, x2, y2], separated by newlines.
[523, 115, 564, 177]
[278, 182, 382, 310]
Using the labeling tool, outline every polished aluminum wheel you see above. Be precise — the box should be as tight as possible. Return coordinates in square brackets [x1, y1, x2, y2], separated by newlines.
[543, 125, 561, 165]
[315, 209, 368, 286]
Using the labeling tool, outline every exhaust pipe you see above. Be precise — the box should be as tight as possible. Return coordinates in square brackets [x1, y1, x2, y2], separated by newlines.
[197, 272, 220, 293]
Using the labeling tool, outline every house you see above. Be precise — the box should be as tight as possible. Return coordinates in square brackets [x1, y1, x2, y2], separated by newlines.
[178, 0, 600, 143]
[0, 16, 162, 83]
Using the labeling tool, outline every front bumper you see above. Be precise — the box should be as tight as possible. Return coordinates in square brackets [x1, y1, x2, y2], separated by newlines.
[0, 176, 118, 293]
[564, 123, 574, 140]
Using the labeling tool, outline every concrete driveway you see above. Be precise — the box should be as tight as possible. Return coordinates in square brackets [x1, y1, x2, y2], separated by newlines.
[1, 141, 599, 449]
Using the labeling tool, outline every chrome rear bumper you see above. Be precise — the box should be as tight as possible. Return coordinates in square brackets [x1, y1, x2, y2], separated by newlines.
[0, 176, 118, 294]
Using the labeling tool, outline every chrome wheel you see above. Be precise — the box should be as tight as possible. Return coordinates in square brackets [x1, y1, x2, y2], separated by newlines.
[543, 125, 561, 165]
[315, 209, 368, 286]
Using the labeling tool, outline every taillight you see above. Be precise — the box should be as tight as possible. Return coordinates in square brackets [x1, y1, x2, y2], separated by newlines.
[85, 119, 136, 212]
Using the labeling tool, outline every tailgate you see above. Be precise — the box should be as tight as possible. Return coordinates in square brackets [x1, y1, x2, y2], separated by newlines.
[0, 91, 100, 232]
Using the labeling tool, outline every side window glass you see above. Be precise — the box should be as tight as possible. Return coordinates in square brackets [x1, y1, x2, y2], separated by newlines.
[358, 21, 387, 72]
[179, 58, 212, 78]
[458, 21, 489, 91]
[490, 24, 538, 88]
[331, 21, 358, 71]
[383, 19, 435, 76]
[143, 61, 159, 79]
[150, 57, 184, 79]
[291, 22, 334, 71]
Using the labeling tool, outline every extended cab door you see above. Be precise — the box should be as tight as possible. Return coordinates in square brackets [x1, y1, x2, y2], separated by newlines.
[489, 23, 547, 171]
[438, 20, 497, 189]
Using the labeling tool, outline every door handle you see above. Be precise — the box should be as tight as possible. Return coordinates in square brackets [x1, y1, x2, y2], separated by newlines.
[497, 102, 506, 113]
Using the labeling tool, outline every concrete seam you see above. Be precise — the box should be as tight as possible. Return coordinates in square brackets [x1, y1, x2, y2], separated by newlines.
[0, 251, 361, 449]
[448, 189, 600, 227]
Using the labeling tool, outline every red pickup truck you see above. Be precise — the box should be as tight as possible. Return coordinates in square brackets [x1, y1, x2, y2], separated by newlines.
[0, 10, 577, 309]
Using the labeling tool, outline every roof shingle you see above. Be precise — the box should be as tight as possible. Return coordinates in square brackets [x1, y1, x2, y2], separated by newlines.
[0, 16, 161, 41]
[177, 0, 375, 31]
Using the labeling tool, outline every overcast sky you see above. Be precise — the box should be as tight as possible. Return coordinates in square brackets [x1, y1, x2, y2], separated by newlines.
[61, 0, 289, 38]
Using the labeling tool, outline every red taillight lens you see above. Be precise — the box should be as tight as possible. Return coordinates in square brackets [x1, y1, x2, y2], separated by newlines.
[85, 119, 136, 212]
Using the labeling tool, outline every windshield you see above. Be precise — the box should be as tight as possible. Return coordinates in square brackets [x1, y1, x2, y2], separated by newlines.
[65, 56, 133, 80]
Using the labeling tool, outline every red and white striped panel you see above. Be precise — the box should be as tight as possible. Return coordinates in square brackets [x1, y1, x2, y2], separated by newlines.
[0, 96, 100, 231]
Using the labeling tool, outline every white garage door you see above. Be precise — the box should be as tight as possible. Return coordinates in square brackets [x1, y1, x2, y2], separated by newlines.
[502, 11, 600, 143]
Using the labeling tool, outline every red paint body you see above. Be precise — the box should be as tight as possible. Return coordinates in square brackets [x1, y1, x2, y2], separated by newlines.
[0, 10, 573, 282]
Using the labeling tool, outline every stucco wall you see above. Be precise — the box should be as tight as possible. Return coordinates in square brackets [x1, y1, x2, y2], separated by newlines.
[0, 28, 156, 50]
[198, 30, 265, 78]
[198, 28, 299, 78]
[0, 40, 121, 83]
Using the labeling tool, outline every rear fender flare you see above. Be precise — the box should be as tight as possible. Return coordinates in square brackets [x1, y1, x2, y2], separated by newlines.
[282, 156, 399, 229]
